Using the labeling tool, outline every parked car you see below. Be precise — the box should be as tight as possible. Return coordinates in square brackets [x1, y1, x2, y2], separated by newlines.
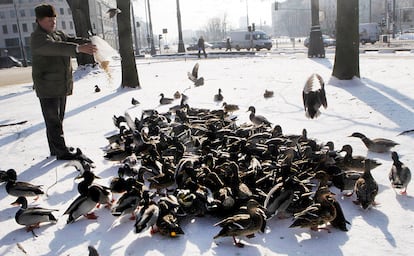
[0, 56, 22, 68]
[186, 42, 212, 51]
[210, 41, 226, 49]
[304, 35, 336, 48]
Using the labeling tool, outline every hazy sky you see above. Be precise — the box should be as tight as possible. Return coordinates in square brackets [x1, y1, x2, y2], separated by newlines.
[133, 0, 282, 38]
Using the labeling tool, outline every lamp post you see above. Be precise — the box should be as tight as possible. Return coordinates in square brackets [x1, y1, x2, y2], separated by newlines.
[307, 0, 325, 58]
[245, 0, 249, 28]
[13, 0, 27, 67]
[392, 0, 396, 38]
[147, 0, 156, 55]
[176, 0, 185, 53]
[131, 2, 139, 55]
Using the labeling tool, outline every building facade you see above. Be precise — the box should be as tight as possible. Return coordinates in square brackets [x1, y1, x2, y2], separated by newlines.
[0, 0, 76, 59]
[0, 0, 118, 61]
[271, 0, 414, 38]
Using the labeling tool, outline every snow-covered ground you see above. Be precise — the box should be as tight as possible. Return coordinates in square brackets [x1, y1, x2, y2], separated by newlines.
[0, 52, 413, 255]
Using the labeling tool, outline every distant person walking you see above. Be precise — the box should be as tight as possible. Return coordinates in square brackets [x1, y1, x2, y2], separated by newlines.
[225, 38, 232, 52]
[197, 36, 207, 58]
[31, 4, 96, 160]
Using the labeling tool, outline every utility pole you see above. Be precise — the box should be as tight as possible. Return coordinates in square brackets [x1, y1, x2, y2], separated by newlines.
[176, 0, 185, 53]
[13, 1, 27, 67]
[308, 0, 325, 58]
[147, 0, 156, 55]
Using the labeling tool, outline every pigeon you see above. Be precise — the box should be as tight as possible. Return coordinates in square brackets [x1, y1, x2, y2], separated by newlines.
[131, 97, 140, 106]
[107, 8, 121, 18]
[263, 89, 274, 98]
[187, 63, 204, 86]
[302, 73, 327, 119]
[214, 88, 224, 102]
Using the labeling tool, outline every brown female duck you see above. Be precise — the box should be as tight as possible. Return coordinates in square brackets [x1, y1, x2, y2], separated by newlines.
[213, 199, 266, 247]
[349, 132, 399, 153]
[353, 159, 379, 209]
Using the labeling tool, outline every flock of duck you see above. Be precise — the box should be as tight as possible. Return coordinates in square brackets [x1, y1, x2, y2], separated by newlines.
[0, 67, 411, 250]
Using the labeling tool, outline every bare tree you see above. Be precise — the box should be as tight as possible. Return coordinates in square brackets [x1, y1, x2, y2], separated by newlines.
[332, 0, 360, 79]
[204, 14, 229, 41]
[66, 0, 95, 65]
[116, 0, 140, 88]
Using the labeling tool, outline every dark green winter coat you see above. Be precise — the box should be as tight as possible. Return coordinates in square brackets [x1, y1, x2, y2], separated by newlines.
[31, 26, 88, 98]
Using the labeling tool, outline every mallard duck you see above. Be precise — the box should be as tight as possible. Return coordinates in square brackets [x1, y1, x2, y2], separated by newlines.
[64, 176, 99, 224]
[6, 169, 44, 200]
[302, 73, 327, 119]
[64, 195, 98, 224]
[247, 106, 271, 126]
[187, 63, 204, 86]
[77, 170, 112, 208]
[11, 196, 58, 234]
[289, 184, 337, 232]
[157, 213, 184, 237]
[263, 89, 274, 98]
[134, 200, 160, 234]
[222, 102, 239, 113]
[88, 245, 99, 256]
[0, 169, 8, 183]
[157, 198, 184, 237]
[214, 88, 224, 102]
[337, 144, 382, 172]
[349, 132, 399, 153]
[264, 178, 296, 219]
[389, 151, 411, 195]
[330, 199, 351, 232]
[213, 199, 266, 248]
[159, 93, 174, 105]
[111, 187, 142, 219]
[353, 159, 379, 209]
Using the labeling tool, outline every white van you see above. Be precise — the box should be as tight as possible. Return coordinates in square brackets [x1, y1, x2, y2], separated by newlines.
[359, 23, 380, 44]
[228, 30, 272, 51]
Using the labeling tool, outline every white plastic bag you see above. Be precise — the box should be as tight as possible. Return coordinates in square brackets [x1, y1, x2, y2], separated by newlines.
[90, 36, 119, 74]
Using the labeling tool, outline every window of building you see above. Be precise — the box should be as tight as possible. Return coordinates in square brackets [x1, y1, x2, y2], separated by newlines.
[30, 9, 35, 17]
[60, 8, 64, 15]
[22, 23, 27, 32]
[5, 38, 19, 47]
[69, 21, 73, 30]
[68, 8, 71, 15]
[2, 25, 8, 34]
[32, 22, 37, 31]
[0, 11, 5, 19]
[19, 9, 25, 17]
[12, 24, 18, 33]
[10, 10, 15, 18]
[61, 21, 66, 30]
[24, 37, 30, 45]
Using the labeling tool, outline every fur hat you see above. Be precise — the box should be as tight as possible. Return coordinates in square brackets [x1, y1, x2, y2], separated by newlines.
[35, 4, 57, 20]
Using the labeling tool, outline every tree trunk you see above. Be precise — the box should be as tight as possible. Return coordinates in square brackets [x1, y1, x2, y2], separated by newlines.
[66, 0, 95, 65]
[332, 0, 360, 79]
[116, 0, 140, 88]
